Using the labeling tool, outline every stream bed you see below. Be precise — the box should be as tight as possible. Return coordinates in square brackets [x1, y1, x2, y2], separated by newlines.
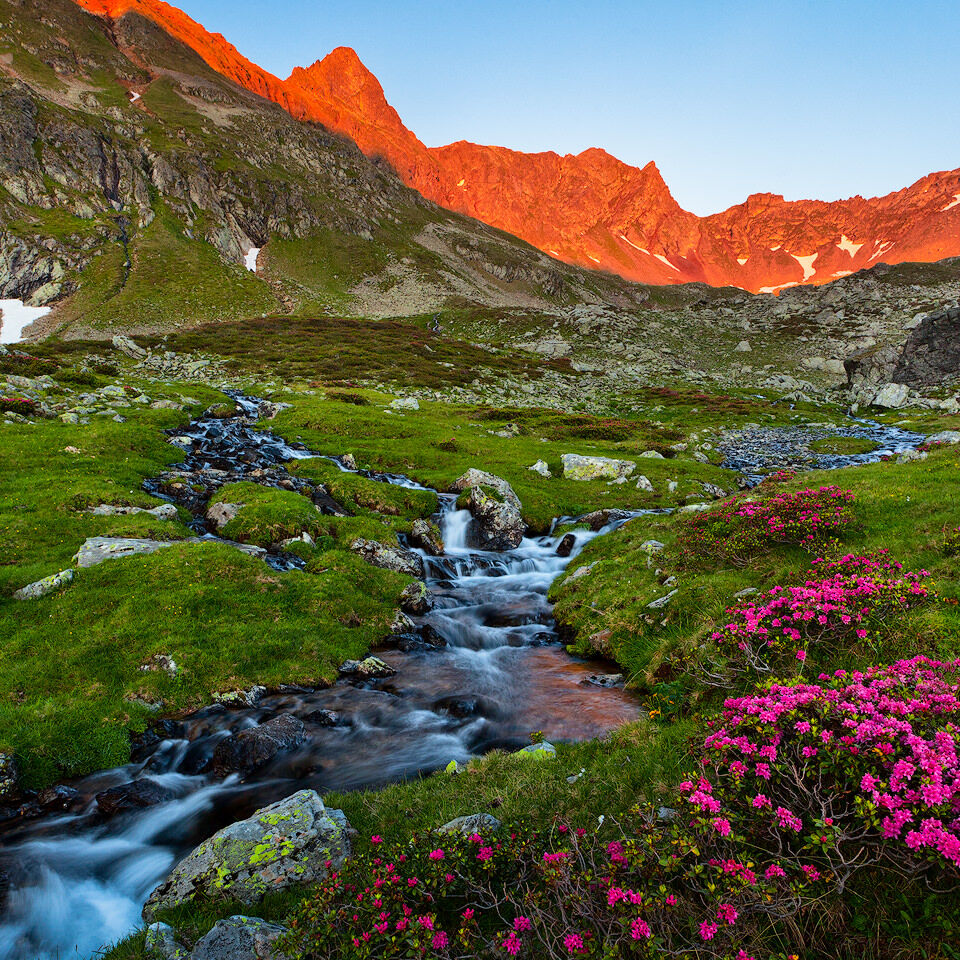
[0, 396, 642, 959]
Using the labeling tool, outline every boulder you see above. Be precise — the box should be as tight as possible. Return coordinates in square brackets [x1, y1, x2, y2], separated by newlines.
[577, 508, 633, 531]
[207, 502, 243, 530]
[514, 741, 557, 759]
[142, 790, 352, 921]
[929, 430, 960, 445]
[211, 716, 307, 777]
[90, 503, 178, 520]
[192, 916, 289, 960]
[585, 673, 624, 688]
[390, 397, 419, 411]
[528, 460, 551, 478]
[561, 454, 635, 482]
[465, 486, 525, 550]
[350, 538, 425, 578]
[871, 382, 911, 409]
[96, 778, 177, 816]
[735, 340, 752, 353]
[74, 536, 266, 568]
[634, 475, 654, 492]
[555, 533, 576, 557]
[399, 580, 431, 614]
[409, 518, 444, 555]
[112, 334, 146, 359]
[144, 922, 187, 960]
[13, 567, 73, 600]
[450, 469, 521, 509]
[339, 656, 395, 679]
[436, 812, 503, 836]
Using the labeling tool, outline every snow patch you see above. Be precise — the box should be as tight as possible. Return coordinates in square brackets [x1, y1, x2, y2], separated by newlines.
[653, 253, 679, 272]
[758, 281, 800, 295]
[618, 234, 649, 255]
[244, 247, 261, 272]
[831, 270, 854, 278]
[770, 245, 782, 252]
[588, 255, 601, 264]
[942, 193, 960, 212]
[548, 249, 561, 258]
[457, 178, 465, 187]
[791, 253, 818, 281]
[868, 240, 894, 262]
[736, 257, 748, 266]
[837, 234, 863, 258]
[129, 90, 141, 102]
[0, 299, 52, 344]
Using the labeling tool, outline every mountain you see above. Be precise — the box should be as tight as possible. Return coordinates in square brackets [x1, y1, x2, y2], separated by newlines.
[1, 0, 653, 338]
[70, 0, 960, 294]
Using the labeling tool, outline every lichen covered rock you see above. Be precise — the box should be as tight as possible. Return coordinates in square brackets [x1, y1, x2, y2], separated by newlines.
[142, 790, 352, 921]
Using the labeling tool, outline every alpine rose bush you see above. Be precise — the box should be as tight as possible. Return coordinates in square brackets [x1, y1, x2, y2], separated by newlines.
[695, 657, 960, 880]
[676, 486, 856, 565]
[283, 660, 960, 960]
[702, 552, 933, 686]
[0, 397, 36, 415]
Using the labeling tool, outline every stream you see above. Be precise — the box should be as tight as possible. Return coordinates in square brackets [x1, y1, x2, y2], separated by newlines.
[0, 396, 643, 960]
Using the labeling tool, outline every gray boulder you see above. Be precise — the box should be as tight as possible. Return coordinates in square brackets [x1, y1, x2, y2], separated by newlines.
[191, 916, 289, 960]
[14, 568, 73, 600]
[207, 502, 243, 530]
[929, 430, 960, 444]
[465, 486, 525, 550]
[211, 716, 307, 777]
[112, 334, 146, 359]
[339, 656, 395, 679]
[144, 922, 188, 960]
[436, 812, 503, 836]
[0, 753, 20, 803]
[142, 790, 352, 921]
[561, 454, 635, 482]
[409, 518, 444, 555]
[872, 382, 912, 409]
[350, 538, 425, 578]
[74, 537, 266, 568]
[90, 503, 178, 520]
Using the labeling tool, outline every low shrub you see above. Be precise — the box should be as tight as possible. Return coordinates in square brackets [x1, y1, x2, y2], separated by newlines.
[944, 526, 960, 557]
[676, 486, 856, 566]
[0, 397, 36, 415]
[284, 657, 960, 959]
[702, 552, 933, 686]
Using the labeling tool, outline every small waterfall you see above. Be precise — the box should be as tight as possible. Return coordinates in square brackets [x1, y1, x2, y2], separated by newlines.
[0, 396, 641, 960]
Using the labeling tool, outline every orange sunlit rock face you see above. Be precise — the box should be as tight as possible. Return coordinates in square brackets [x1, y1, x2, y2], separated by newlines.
[73, 0, 960, 292]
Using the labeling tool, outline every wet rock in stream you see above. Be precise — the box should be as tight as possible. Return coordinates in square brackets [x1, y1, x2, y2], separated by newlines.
[211, 716, 307, 778]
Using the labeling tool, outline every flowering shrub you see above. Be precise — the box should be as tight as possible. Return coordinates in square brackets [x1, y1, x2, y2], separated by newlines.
[676, 486, 856, 566]
[702, 552, 933, 686]
[695, 657, 960, 880]
[283, 661, 960, 959]
[0, 397, 36, 415]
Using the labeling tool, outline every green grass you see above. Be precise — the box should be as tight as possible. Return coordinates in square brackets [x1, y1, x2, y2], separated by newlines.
[809, 435, 880, 455]
[267, 388, 735, 532]
[550, 443, 960, 688]
[54, 204, 279, 330]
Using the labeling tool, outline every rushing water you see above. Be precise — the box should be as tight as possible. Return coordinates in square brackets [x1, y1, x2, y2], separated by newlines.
[0, 397, 642, 960]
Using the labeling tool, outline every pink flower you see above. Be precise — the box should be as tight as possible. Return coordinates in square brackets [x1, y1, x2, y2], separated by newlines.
[631, 917, 652, 939]
[428, 848, 445, 860]
[502, 931, 522, 955]
[564, 933, 585, 953]
[514, 916, 532, 931]
[699, 920, 718, 941]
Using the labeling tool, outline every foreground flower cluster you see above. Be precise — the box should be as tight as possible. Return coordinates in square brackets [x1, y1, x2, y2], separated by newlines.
[704, 552, 932, 685]
[677, 486, 856, 565]
[284, 657, 960, 959]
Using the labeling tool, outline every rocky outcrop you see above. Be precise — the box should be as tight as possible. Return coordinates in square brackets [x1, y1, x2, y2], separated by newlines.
[409, 518, 444, 555]
[142, 789, 352, 921]
[891, 305, 960, 387]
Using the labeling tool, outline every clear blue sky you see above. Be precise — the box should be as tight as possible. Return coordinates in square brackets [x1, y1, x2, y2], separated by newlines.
[180, 0, 959, 215]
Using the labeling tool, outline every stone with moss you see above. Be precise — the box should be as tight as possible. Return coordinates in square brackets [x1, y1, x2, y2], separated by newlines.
[142, 790, 353, 922]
